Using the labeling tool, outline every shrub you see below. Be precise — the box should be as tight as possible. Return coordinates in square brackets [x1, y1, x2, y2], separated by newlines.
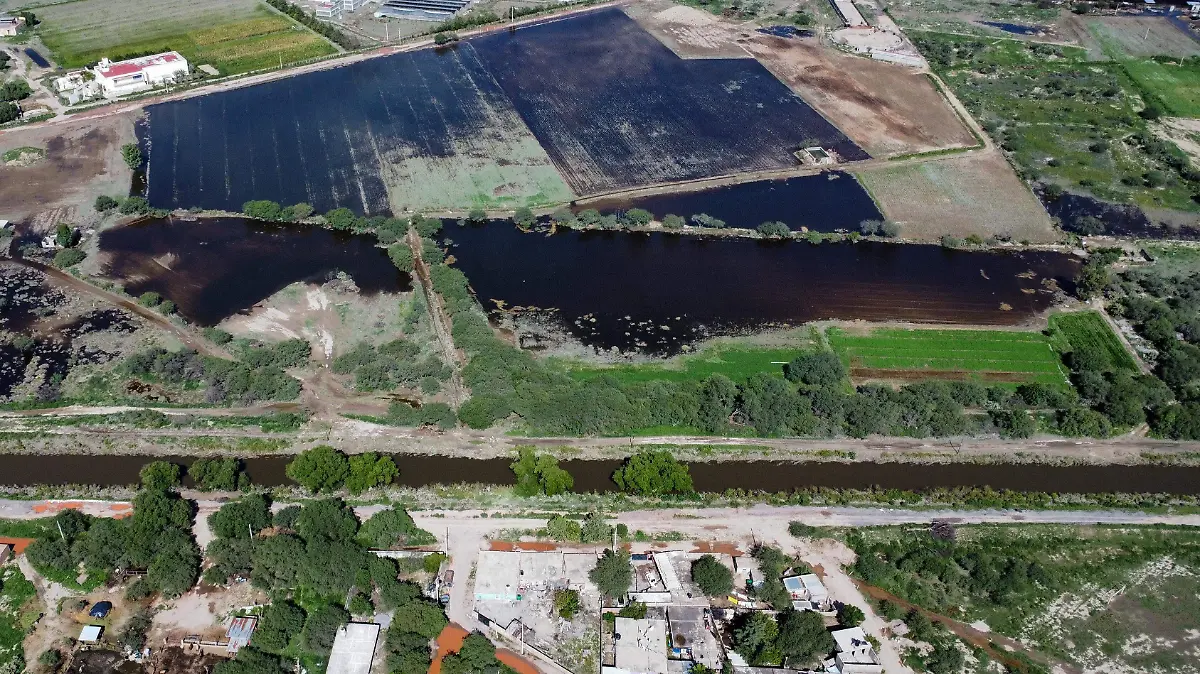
[612, 451, 693, 496]
[513, 206, 535, 228]
[837, 603, 865, 627]
[94, 195, 119, 212]
[757, 221, 791, 238]
[286, 445, 350, 492]
[203, 327, 234, 344]
[121, 143, 142, 170]
[554, 589, 581, 620]
[388, 243, 414, 272]
[661, 213, 685, 229]
[243, 200, 282, 221]
[137, 292, 162, 307]
[691, 554, 734, 596]
[52, 248, 86, 268]
[784, 351, 846, 387]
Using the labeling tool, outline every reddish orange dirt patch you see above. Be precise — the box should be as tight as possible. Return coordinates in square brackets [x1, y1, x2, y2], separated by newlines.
[32, 501, 84, 514]
[429, 624, 538, 674]
[691, 541, 743, 556]
[0, 537, 35, 554]
[489, 541, 558, 552]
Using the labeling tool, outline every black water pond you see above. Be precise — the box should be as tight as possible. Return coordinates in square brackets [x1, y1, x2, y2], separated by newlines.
[443, 223, 1079, 353]
[1, 452, 1199, 495]
[24, 48, 49, 68]
[98, 217, 410, 326]
[979, 21, 1041, 35]
[580, 172, 881, 233]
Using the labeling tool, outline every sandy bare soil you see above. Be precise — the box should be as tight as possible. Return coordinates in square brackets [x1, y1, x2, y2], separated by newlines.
[0, 113, 135, 227]
[746, 35, 977, 157]
[857, 151, 1060, 243]
[624, 1, 750, 59]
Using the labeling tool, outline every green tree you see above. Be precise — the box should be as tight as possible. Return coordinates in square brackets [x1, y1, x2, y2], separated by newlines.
[208, 494, 272, 540]
[776, 609, 834, 666]
[189, 458, 248, 491]
[612, 450, 694, 496]
[213, 647, 289, 674]
[691, 554, 733, 596]
[554, 588, 581, 620]
[784, 351, 846, 387]
[137, 291, 162, 307]
[757, 221, 791, 238]
[513, 206, 535, 228]
[242, 200, 282, 221]
[837, 603, 865, 627]
[94, 195, 119, 212]
[52, 248, 86, 268]
[140, 460, 181, 491]
[296, 498, 359, 541]
[345, 452, 398, 494]
[324, 208, 357, 231]
[285, 445, 350, 492]
[546, 515, 582, 542]
[121, 143, 142, 169]
[733, 611, 778, 661]
[391, 600, 448, 639]
[388, 243, 415, 272]
[510, 446, 574, 496]
[580, 512, 611, 543]
[467, 208, 487, 223]
[661, 213, 685, 229]
[623, 208, 653, 227]
[302, 603, 350, 654]
[252, 601, 305, 653]
[589, 548, 633, 599]
[359, 507, 435, 549]
[55, 223, 75, 248]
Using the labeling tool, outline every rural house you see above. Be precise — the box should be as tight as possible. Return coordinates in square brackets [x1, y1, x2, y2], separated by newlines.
[93, 51, 188, 99]
[0, 15, 24, 36]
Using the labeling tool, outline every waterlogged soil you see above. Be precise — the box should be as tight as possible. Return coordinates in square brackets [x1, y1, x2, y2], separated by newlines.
[442, 222, 1079, 353]
[2, 452, 1200, 495]
[1038, 188, 1200, 240]
[580, 171, 882, 232]
[468, 7, 868, 195]
[98, 216, 410, 325]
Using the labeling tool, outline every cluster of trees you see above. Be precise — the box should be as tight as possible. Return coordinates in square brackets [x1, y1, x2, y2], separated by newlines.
[121, 342, 305, 405]
[137, 290, 175, 315]
[26, 463, 199, 597]
[207, 495, 460, 674]
[93, 194, 168, 218]
[0, 80, 31, 103]
[543, 513, 611, 543]
[510, 446, 574, 496]
[241, 200, 313, 223]
[238, 201, 440, 244]
[189, 458, 250, 491]
[332, 338, 450, 394]
[263, 0, 357, 48]
[858, 219, 901, 237]
[732, 609, 833, 668]
[284, 445, 399, 495]
[51, 222, 86, 268]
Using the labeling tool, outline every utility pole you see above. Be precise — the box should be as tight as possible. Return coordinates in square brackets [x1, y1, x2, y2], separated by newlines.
[57, 520, 66, 542]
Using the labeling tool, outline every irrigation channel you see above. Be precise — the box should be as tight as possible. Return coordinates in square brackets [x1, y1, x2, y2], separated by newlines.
[2, 454, 1200, 494]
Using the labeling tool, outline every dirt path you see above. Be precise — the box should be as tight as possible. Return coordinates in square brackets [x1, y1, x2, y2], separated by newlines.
[407, 229, 467, 407]
[8, 258, 229, 359]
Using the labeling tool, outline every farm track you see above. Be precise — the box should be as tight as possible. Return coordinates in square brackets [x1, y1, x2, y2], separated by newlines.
[407, 228, 467, 407]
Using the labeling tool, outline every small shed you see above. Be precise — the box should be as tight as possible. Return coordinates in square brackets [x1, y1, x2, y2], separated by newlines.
[226, 616, 258, 654]
[79, 625, 103, 642]
[89, 601, 113, 618]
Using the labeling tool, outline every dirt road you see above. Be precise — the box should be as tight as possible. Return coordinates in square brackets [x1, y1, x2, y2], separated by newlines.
[407, 228, 467, 406]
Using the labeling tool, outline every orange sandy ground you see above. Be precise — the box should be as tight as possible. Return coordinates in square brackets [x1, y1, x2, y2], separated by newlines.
[429, 623, 539, 674]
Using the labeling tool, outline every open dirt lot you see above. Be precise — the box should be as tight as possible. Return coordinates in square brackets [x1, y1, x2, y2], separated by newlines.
[856, 151, 1059, 243]
[0, 113, 134, 226]
[1087, 16, 1200, 59]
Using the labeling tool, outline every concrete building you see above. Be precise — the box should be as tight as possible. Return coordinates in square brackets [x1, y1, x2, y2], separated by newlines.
[783, 573, 831, 611]
[604, 617, 669, 674]
[0, 544, 11, 565]
[314, 0, 342, 18]
[374, 0, 470, 22]
[78, 625, 103, 643]
[93, 51, 188, 99]
[327, 623, 381, 674]
[0, 15, 25, 36]
[827, 627, 884, 674]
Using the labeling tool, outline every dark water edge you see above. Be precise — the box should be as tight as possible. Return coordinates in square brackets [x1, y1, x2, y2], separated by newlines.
[1037, 188, 1200, 241]
[2, 453, 1200, 495]
[98, 216, 410, 326]
[579, 172, 883, 233]
[979, 21, 1041, 35]
[444, 222, 1079, 354]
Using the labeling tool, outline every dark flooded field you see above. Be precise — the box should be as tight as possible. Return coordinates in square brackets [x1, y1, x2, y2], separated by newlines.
[581, 172, 881, 232]
[1038, 189, 1200, 240]
[471, 8, 866, 194]
[444, 223, 1078, 352]
[2, 452, 1199, 495]
[99, 217, 409, 325]
[141, 40, 536, 214]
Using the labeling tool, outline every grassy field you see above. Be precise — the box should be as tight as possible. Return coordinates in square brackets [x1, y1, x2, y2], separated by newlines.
[827, 326, 1069, 385]
[0, 561, 36, 673]
[562, 338, 816, 384]
[915, 31, 1200, 212]
[852, 524, 1200, 673]
[1048, 311, 1139, 373]
[34, 0, 336, 75]
[1086, 18, 1200, 118]
[1123, 59, 1200, 118]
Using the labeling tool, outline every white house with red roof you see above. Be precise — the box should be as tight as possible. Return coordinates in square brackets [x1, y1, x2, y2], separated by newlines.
[93, 51, 188, 99]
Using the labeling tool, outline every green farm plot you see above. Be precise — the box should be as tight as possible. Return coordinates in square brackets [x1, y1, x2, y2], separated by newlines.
[34, 0, 336, 75]
[563, 343, 813, 385]
[1087, 17, 1200, 60]
[827, 326, 1069, 385]
[1123, 59, 1200, 118]
[1048, 310, 1139, 372]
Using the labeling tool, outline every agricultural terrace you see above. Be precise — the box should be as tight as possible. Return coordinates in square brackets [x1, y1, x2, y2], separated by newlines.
[34, 0, 335, 75]
[827, 326, 1069, 386]
[856, 152, 1057, 243]
[1048, 310, 1140, 373]
[915, 32, 1200, 213]
[851, 524, 1200, 673]
[1087, 17, 1200, 118]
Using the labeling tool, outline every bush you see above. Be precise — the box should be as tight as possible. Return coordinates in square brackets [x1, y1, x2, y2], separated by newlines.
[52, 248, 86, 268]
[94, 195, 119, 212]
[513, 206, 535, 228]
[121, 143, 142, 170]
[388, 243, 414, 272]
[510, 446, 574, 496]
[612, 450, 694, 496]
[661, 213, 685, 229]
[589, 548, 632, 598]
[692, 554, 734, 596]
[554, 589, 581, 619]
[286, 445, 350, 492]
[837, 603, 865, 627]
[203, 327, 234, 344]
[757, 221, 791, 238]
[137, 291, 162, 307]
[345, 452, 398, 494]
[243, 200, 282, 221]
[784, 351, 846, 387]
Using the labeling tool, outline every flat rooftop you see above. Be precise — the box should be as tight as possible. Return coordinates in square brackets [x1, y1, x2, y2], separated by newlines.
[327, 623, 381, 674]
[613, 617, 668, 674]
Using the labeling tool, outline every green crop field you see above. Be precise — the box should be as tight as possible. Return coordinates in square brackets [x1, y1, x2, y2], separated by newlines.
[1122, 59, 1200, 118]
[34, 0, 336, 75]
[1048, 311, 1139, 373]
[827, 326, 1069, 385]
[563, 342, 814, 385]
